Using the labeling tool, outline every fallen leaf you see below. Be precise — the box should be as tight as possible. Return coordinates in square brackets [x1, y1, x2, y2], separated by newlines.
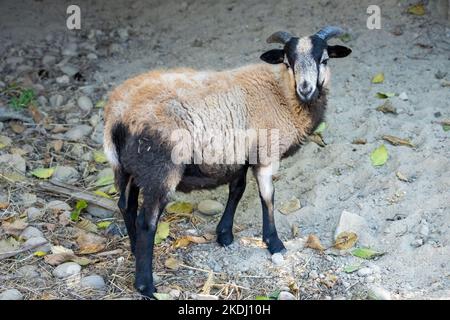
[255, 296, 270, 300]
[0, 135, 12, 149]
[443, 124, 450, 132]
[153, 293, 171, 300]
[95, 100, 106, 108]
[0, 237, 21, 254]
[305, 234, 325, 251]
[240, 237, 267, 248]
[71, 200, 88, 222]
[71, 256, 93, 266]
[51, 245, 74, 255]
[376, 92, 396, 99]
[10, 121, 25, 134]
[44, 252, 75, 266]
[30, 167, 55, 179]
[382, 135, 414, 147]
[93, 150, 108, 164]
[372, 73, 384, 84]
[174, 234, 214, 248]
[396, 171, 410, 182]
[165, 257, 182, 270]
[76, 231, 106, 254]
[338, 33, 351, 43]
[0, 202, 9, 209]
[343, 264, 362, 273]
[407, 4, 426, 15]
[334, 232, 358, 250]
[33, 251, 47, 257]
[94, 190, 112, 199]
[154, 221, 170, 244]
[291, 224, 299, 238]
[94, 175, 114, 187]
[370, 145, 388, 166]
[2, 219, 28, 236]
[29, 104, 43, 123]
[165, 201, 194, 214]
[76, 219, 98, 233]
[314, 122, 326, 134]
[97, 221, 112, 229]
[376, 100, 397, 114]
[201, 271, 214, 294]
[321, 274, 338, 288]
[309, 134, 326, 147]
[352, 247, 385, 260]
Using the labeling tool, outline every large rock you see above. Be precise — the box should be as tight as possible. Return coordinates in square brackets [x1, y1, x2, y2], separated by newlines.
[51, 166, 80, 184]
[334, 210, 374, 247]
[197, 200, 224, 216]
[52, 262, 81, 279]
[0, 289, 23, 300]
[80, 274, 106, 290]
[77, 96, 93, 113]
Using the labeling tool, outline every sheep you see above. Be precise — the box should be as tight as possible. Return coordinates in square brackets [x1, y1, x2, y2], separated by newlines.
[103, 26, 351, 298]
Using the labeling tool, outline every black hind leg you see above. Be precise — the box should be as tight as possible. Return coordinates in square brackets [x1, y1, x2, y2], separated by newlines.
[116, 168, 139, 255]
[216, 166, 248, 247]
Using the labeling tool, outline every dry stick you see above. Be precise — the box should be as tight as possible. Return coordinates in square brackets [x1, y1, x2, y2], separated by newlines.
[37, 180, 118, 212]
[0, 241, 48, 260]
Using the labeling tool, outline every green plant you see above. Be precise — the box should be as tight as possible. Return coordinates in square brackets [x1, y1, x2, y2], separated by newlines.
[9, 88, 36, 110]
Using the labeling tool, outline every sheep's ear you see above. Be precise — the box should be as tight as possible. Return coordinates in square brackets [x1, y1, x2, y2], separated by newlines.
[260, 49, 285, 64]
[327, 45, 352, 58]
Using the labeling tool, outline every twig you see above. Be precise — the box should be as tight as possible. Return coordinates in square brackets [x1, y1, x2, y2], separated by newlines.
[37, 180, 118, 212]
[0, 241, 47, 260]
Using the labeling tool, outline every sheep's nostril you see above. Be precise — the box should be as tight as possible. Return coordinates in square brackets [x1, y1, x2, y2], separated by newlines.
[299, 84, 313, 97]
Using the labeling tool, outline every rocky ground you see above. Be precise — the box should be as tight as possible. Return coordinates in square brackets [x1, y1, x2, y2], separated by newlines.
[0, 0, 449, 300]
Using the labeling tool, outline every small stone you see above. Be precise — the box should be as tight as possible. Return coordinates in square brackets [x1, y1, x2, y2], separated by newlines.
[419, 223, 429, 237]
[278, 291, 296, 300]
[46, 200, 71, 213]
[87, 204, 115, 219]
[195, 294, 219, 300]
[6, 57, 24, 66]
[23, 237, 51, 253]
[50, 94, 64, 107]
[20, 226, 44, 240]
[16, 265, 39, 278]
[86, 53, 98, 60]
[60, 64, 79, 77]
[153, 272, 161, 284]
[0, 289, 23, 300]
[271, 253, 284, 266]
[77, 96, 93, 113]
[80, 275, 106, 290]
[42, 55, 56, 66]
[366, 276, 375, 283]
[26, 207, 44, 221]
[52, 262, 81, 279]
[51, 166, 80, 184]
[117, 28, 129, 41]
[357, 267, 373, 277]
[278, 197, 301, 214]
[197, 199, 224, 216]
[62, 43, 78, 56]
[169, 289, 181, 299]
[109, 43, 122, 54]
[56, 75, 70, 84]
[398, 92, 408, 101]
[367, 285, 391, 300]
[309, 270, 319, 279]
[64, 125, 93, 141]
[411, 238, 424, 247]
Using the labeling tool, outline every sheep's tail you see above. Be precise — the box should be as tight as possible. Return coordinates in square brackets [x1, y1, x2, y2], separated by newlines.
[104, 122, 127, 169]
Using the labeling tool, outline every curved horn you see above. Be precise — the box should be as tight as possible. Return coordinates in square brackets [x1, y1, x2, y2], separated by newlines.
[315, 26, 345, 41]
[266, 31, 294, 44]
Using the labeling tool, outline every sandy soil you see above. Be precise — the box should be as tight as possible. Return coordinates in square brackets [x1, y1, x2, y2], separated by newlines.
[0, 0, 449, 300]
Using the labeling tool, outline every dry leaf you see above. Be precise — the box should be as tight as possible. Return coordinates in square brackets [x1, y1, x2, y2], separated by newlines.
[407, 3, 426, 15]
[321, 274, 338, 288]
[278, 197, 301, 215]
[240, 237, 267, 248]
[76, 219, 98, 233]
[376, 101, 397, 114]
[309, 134, 326, 147]
[51, 245, 74, 255]
[174, 234, 214, 248]
[305, 234, 325, 251]
[2, 219, 28, 236]
[52, 140, 64, 153]
[76, 231, 106, 254]
[291, 225, 299, 238]
[10, 121, 25, 134]
[44, 252, 75, 266]
[29, 105, 43, 123]
[396, 171, 410, 182]
[165, 257, 182, 270]
[334, 232, 358, 250]
[201, 271, 214, 295]
[382, 135, 415, 148]
[0, 202, 9, 210]
[352, 138, 367, 145]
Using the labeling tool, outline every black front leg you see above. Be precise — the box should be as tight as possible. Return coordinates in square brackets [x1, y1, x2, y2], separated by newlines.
[253, 165, 285, 254]
[216, 166, 248, 246]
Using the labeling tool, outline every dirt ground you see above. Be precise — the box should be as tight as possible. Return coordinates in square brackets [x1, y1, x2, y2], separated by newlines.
[0, 0, 449, 300]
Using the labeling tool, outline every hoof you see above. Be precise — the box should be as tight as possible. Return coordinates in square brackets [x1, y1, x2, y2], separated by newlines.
[217, 230, 234, 247]
[136, 282, 156, 299]
[264, 236, 286, 254]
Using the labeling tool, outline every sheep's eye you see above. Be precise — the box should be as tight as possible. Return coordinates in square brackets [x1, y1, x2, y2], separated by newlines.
[320, 52, 329, 65]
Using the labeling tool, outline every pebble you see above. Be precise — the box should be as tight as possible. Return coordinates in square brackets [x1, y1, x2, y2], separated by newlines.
[42, 55, 56, 66]
[52, 262, 81, 279]
[62, 43, 78, 56]
[16, 265, 40, 278]
[357, 267, 373, 277]
[20, 226, 44, 240]
[366, 276, 375, 283]
[77, 96, 93, 113]
[419, 223, 429, 238]
[51, 166, 80, 184]
[23, 236, 51, 253]
[0, 153, 26, 173]
[87, 53, 98, 60]
[26, 207, 44, 221]
[278, 291, 296, 300]
[398, 92, 408, 101]
[37, 96, 48, 107]
[60, 64, 79, 77]
[117, 28, 129, 42]
[367, 285, 391, 300]
[271, 252, 284, 266]
[64, 125, 93, 141]
[56, 75, 70, 84]
[0, 289, 23, 300]
[50, 94, 64, 107]
[309, 270, 319, 279]
[197, 199, 224, 216]
[87, 204, 115, 219]
[411, 238, 424, 247]
[6, 57, 24, 66]
[169, 289, 181, 299]
[80, 274, 106, 290]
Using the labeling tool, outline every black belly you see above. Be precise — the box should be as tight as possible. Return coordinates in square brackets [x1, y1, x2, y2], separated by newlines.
[176, 164, 244, 192]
